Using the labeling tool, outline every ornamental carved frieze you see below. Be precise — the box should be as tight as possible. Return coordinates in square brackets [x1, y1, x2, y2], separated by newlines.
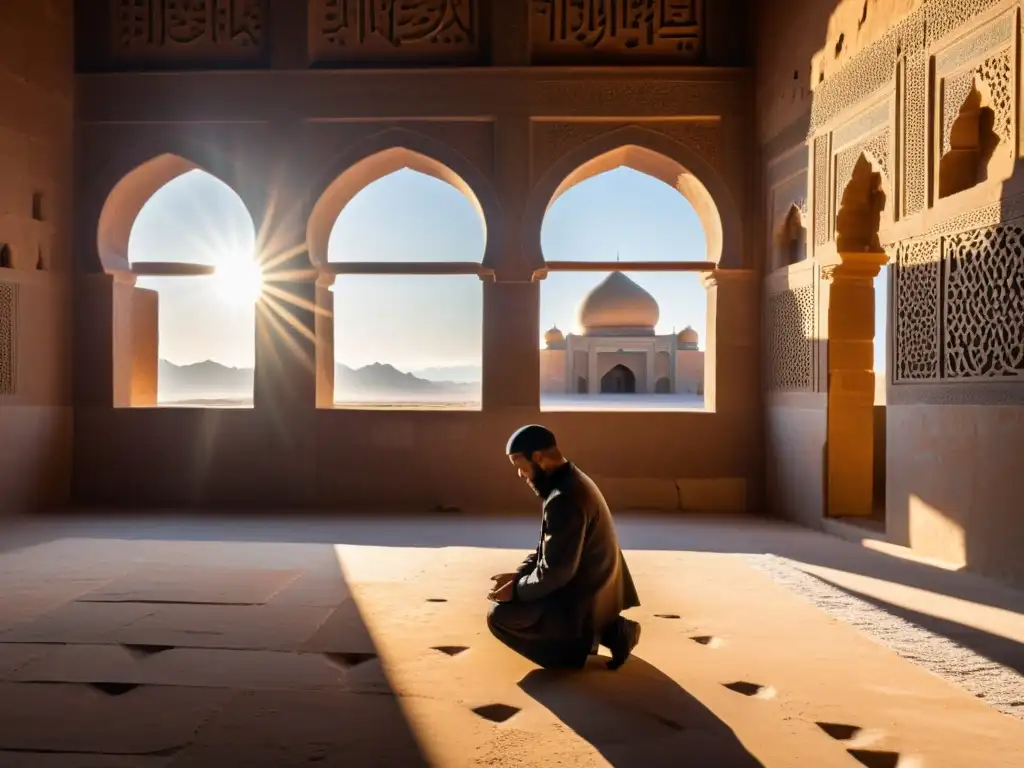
[308, 0, 482, 66]
[112, 0, 266, 64]
[530, 0, 704, 65]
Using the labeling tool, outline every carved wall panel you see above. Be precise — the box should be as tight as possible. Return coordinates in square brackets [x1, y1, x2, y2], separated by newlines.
[308, 0, 482, 66]
[530, 0, 704, 65]
[926, 0, 1007, 46]
[944, 221, 1024, 379]
[765, 284, 815, 392]
[0, 282, 16, 397]
[894, 239, 941, 381]
[111, 0, 266, 64]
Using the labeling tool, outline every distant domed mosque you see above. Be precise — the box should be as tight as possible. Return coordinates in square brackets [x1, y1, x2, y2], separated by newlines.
[540, 271, 704, 396]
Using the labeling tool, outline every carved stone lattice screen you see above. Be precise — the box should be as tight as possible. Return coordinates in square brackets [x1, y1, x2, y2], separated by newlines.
[894, 219, 1024, 382]
[0, 282, 16, 396]
[944, 222, 1024, 379]
[894, 239, 941, 380]
[765, 284, 815, 392]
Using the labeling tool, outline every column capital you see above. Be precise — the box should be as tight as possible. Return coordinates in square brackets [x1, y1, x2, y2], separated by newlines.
[821, 252, 889, 282]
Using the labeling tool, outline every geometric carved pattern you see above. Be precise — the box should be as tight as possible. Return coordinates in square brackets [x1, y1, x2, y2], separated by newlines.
[0, 282, 16, 396]
[978, 50, 1014, 149]
[814, 136, 830, 246]
[927, 0, 1005, 48]
[766, 285, 815, 392]
[934, 9, 1013, 77]
[894, 240, 941, 381]
[944, 222, 1024, 378]
[903, 51, 928, 216]
[810, 23, 900, 132]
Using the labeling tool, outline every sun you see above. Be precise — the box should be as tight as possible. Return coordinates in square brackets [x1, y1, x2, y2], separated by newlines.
[214, 259, 264, 305]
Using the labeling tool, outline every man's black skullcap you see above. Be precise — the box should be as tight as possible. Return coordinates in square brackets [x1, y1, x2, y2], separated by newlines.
[506, 424, 557, 456]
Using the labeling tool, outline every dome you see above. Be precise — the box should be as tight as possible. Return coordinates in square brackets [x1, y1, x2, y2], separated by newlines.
[678, 326, 699, 346]
[577, 271, 660, 335]
[544, 325, 565, 347]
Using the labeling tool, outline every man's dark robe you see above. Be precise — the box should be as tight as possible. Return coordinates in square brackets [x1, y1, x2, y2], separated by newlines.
[487, 462, 640, 668]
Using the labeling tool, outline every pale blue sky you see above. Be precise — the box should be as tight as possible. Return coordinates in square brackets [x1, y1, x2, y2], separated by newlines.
[128, 165, 888, 373]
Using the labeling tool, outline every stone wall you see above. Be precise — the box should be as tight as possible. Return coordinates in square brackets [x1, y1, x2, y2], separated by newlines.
[0, 1, 74, 513]
[69, 2, 761, 513]
[759, 0, 1024, 584]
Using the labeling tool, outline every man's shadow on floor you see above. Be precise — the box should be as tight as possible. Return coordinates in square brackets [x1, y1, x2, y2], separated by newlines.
[519, 656, 765, 768]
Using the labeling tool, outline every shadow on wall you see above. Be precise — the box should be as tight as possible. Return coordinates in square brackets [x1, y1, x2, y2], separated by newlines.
[764, 0, 1024, 587]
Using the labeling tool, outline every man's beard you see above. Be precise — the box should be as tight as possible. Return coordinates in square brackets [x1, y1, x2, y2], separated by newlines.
[527, 462, 557, 498]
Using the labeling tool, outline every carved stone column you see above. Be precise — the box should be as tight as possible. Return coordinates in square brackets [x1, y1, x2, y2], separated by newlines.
[701, 268, 759, 413]
[822, 252, 887, 518]
[250, 128, 317, 416]
[588, 347, 599, 394]
[482, 111, 541, 411]
[481, 277, 540, 409]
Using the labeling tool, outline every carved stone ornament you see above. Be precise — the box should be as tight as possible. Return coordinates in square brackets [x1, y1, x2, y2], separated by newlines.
[309, 0, 481, 65]
[112, 0, 266, 62]
[530, 0, 704, 64]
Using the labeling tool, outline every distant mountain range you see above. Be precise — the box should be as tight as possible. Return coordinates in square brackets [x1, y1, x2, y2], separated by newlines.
[157, 360, 480, 399]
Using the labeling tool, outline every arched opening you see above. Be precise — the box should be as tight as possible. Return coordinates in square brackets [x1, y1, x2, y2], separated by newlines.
[601, 364, 636, 393]
[939, 81, 1000, 199]
[835, 153, 887, 254]
[0, 245, 10, 269]
[775, 205, 807, 269]
[99, 158, 260, 407]
[313, 147, 486, 410]
[537, 152, 710, 412]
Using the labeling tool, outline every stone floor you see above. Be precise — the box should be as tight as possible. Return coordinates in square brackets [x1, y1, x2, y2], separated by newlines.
[0, 512, 1023, 767]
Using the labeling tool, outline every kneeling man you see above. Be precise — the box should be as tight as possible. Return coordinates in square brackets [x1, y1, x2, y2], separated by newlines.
[487, 425, 642, 670]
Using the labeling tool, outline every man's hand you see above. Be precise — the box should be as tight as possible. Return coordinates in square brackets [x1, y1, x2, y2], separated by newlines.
[488, 579, 515, 603]
[490, 572, 515, 584]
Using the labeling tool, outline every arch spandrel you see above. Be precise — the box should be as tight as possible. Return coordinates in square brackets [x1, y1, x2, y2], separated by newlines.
[304, 127, 502, 271]
[87, 135, 256, 275]
[524, 125, 745, 271]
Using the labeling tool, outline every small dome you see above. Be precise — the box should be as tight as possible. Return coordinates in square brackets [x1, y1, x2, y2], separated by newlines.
[577, 272, 659, 335]
[678, 326, 699, 345]
[544, 325, 565, 347]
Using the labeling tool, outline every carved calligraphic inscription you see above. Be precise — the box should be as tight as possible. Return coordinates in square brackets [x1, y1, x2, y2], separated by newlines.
[112, 0, 266, 64]
[0, 282, 16, 396]
[309, 0, 481, 65]
[530, 0, 704, 64]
